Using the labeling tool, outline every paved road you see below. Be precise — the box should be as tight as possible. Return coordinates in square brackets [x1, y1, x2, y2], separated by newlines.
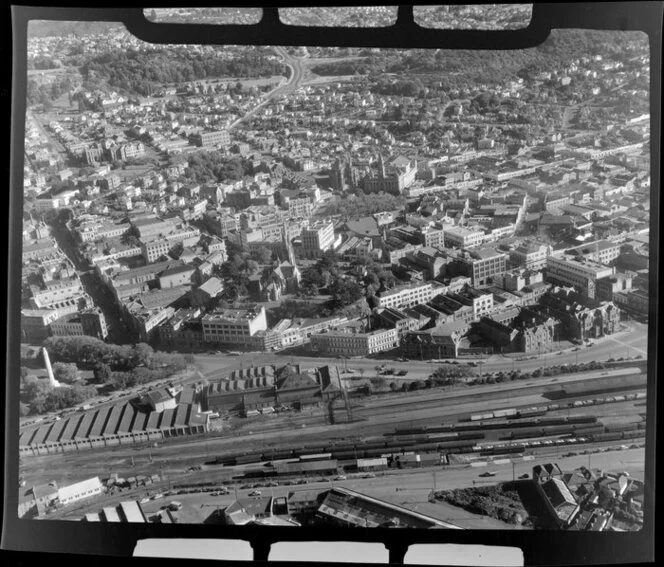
[228, 46, 305, 130]
[44, 446, 646, 528]
[191, 322, 647, 381]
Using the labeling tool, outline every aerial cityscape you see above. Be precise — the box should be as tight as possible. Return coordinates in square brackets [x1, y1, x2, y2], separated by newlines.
[16, 13, 650, 534]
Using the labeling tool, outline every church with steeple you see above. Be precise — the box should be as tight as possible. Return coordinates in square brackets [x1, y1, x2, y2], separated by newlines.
[362, 153, 418, 195]
[247, 225, 301, 302]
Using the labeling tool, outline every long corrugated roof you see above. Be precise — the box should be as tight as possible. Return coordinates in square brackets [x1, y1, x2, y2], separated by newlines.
[102, 404, 125, 436]
[89, 407, 111, 437]
[60, 414, 84, 441]
[117, 404, 137, 433]
[74, 411, 96, 439]
[44, 419, 67, 443]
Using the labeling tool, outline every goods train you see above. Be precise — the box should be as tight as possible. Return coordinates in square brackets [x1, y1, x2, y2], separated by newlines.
[392, 415, 598, 436]
[465, 392, 646, 422]
[212, 421, 645, 467]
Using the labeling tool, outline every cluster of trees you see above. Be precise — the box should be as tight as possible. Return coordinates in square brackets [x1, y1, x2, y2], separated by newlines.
[470, 358, 613, 385]
[370, 78, 426, 98]
[42, 336, 187, 392]
[310, 55, 389, 76]
[298, 251, 367, 309]
[184, 153, 247, 184]
[51, 362, 80, 384]
[431, 486, 526, 525]
[26, 76, 73, 108]
[216, 242, 263, 302]
[21, 381, 97, 416]
[329, 278, 365, 309]
[28, 56, 61, 70]
[311, 30, 642, 90]
[44, 336, 157, 370]
[80, 49, 286, 97]
[430, 364, 475, 385]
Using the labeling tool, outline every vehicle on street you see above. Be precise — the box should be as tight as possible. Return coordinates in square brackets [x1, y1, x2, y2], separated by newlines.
[248, 490, 262, 497]
[479, 471, 497, 477]
[518, 473, 530, 479]
[334, 475, 347, 481]
[361, 473, 376, 479]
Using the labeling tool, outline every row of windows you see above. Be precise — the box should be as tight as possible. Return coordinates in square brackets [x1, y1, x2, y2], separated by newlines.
[205, 328, 249, 335]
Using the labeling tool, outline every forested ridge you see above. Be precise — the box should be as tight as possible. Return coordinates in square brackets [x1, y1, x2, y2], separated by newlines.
[310, 29, 648, 84]
[80, 49, 287, 96]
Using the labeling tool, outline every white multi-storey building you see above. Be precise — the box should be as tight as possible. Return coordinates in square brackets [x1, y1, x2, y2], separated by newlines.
[301, 220, 335, 259]
[444, 226, 485, 249]
[377, 282, 437, 310]
[545, 255, 615, 298]
[202, 305, 268, 345]
[310, 326, 399, 357]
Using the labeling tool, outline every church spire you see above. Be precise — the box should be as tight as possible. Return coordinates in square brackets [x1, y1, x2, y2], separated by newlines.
[378, 153, 386, 179]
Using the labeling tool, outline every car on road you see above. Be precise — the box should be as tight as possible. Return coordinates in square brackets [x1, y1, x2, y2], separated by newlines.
[479, 471, 497, 477]
[361, 473, 376, 479]
[248, 490, 262, 497]
[518, 473, 530, 479]
[334, 475, 347, 481]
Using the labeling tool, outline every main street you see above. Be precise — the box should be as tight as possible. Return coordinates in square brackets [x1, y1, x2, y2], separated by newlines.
[191, 319, 648, 381]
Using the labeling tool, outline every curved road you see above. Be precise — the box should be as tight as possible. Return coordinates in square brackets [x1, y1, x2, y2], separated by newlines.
[228, 46, 306, 130]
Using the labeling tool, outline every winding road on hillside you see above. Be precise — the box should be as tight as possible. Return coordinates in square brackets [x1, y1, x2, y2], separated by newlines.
[228, 46, 307, 130]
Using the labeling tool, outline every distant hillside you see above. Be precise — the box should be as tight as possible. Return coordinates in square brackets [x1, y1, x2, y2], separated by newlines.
[28, 20, 124, 38]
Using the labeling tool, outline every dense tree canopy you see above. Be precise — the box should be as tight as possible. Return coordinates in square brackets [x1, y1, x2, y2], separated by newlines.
[22, 381, 97, 415]
[185, 153, 247, 184]
[80, 49, 286, 96]
[52, 362, 80, 384]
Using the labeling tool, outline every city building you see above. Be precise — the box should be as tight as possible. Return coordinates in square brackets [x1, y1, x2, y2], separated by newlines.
[510, 241, 552, 270]
[539, 287, 621, 341]
[301, 220, 336, 259]
[190, 129, 230, 148]
[310, 325, 399, 357]
[57, 477, 104, 506]
[376, 282, 437, 310]
[201, 305, 268, 346]
[204, 365, 339, 415]
[444, 226, 485, 249]
[453, 246, 507, 287]
[545, 255, 615, 299]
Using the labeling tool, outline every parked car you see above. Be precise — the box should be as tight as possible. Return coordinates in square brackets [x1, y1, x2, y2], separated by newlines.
[248, 490, 262, 497]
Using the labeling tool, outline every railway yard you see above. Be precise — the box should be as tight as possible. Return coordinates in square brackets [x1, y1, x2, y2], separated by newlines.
[22, 361, 649, 525]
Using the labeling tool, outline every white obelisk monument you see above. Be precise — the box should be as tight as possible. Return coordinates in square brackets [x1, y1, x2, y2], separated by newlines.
[42, 347, 61, 388]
